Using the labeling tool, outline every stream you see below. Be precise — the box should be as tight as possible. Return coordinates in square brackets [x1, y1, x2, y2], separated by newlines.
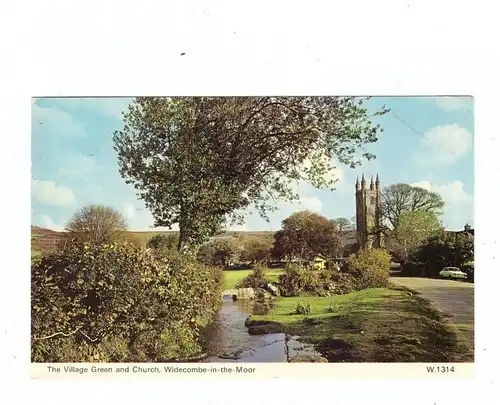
[199, 298, 325, 362]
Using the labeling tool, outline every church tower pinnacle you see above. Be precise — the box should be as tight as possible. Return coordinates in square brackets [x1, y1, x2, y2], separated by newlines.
[355, 173, 383, 250]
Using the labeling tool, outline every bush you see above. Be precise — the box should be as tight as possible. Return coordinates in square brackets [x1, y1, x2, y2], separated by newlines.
[345, 248, 391, 289]
[294, 300, 312, 315]
[278, 263, 355, 297]
[328, 271, 357, 294]
[31, 242, 222, 362]
[236, 264, 268, 289]
[278, 263, 318, 296]
[277, 250, 390, 298]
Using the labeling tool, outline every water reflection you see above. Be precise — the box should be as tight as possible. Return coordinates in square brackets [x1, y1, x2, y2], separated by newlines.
[200, 299, 324, 363]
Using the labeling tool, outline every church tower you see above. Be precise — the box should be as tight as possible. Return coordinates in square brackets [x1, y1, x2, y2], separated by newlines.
[355, 173, 383, 249]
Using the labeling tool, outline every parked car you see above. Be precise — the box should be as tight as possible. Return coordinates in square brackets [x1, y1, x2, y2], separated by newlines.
[439, 267, 468, 279]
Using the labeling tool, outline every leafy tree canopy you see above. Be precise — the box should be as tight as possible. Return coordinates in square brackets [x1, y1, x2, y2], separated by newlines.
[380, 183, 445, 229]
[392, 210, 443, 260]
[272, 210, 338, 261]
[240, 236, 273, 263]
[113, 97, 388, 250]
[412, 231, 474, 277]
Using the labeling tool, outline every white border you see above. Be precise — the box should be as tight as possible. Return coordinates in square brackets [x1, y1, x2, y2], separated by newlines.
[2, 0, 499, 404]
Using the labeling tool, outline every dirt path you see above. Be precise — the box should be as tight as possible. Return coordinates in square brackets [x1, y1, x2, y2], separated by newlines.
[390, 277, 474, 351]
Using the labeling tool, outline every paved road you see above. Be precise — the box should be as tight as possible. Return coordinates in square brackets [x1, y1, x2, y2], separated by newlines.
[390, 277, 474, 350]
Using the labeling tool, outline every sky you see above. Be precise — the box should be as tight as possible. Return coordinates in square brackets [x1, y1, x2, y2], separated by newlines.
[31, 96, 474, 233]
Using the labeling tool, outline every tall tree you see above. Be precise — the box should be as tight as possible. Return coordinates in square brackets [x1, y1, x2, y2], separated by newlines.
[380, 184, 444, 229]
[63, 204, 128, 245]
[113, 97, 388, 250]
[272, 211, 337, 261]
[392, 211, 442, 260]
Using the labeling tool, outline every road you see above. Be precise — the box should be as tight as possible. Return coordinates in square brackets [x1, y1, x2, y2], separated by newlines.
[390, 277, 474, 350]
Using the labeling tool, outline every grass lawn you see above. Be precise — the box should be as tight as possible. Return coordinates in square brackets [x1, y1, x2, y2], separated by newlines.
[246, 286, 472, 362]
[223, 269, 284, 290]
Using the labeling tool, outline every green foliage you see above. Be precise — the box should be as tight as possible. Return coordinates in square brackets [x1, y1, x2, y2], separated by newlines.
[381, 184, 445, 229]
[278, 263, 353, 297]
[412, 231, 474, 278]
[196, 238, 240, 267]
[31, 242, 222, 362]
[278, 263, 317, 296]
[272, 211, 339, 260]
[63, 204, 128, 246]
[346, 248, 391, 290]
[392, 211, 443, 260]
[294, 300, 312, 315]
[236, 263, 268, 289]
[278, 249, 390, 297]
[240, 236, 273, 263]
[113, 97, 388, 250]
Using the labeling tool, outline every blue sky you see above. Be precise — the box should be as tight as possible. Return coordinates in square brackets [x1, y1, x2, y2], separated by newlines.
[31, 97, 474, 232]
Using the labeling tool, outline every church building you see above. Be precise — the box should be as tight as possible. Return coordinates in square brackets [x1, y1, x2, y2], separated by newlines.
[355, 174, 384, 249]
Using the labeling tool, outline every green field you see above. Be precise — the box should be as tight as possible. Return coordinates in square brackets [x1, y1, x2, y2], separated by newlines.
[222, 269, 284, 290]
[246, 287, 472, 362]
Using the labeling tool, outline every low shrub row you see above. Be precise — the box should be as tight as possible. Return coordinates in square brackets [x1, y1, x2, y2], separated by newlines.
[278, 248, 391, 297]
[31, 242, 222, 362]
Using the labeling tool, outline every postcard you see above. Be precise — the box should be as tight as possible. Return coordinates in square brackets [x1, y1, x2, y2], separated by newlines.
[31, 96, 474, 379]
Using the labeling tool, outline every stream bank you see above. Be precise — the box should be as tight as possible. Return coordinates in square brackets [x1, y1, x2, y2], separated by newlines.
[199, 298, 326, 362]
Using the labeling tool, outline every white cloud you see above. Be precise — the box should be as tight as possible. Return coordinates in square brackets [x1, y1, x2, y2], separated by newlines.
[31, 179, 76, 207]
[411, 180, 473, 230]
[434, 97, 473, 112]
[297, 196, 323, 212]
[412, 180, 472, 205]
[416, 124, 473, 166]
[37, 214, 64, 231]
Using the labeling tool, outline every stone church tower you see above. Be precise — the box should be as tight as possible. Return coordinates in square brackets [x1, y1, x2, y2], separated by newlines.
[355, 174, 383, 249]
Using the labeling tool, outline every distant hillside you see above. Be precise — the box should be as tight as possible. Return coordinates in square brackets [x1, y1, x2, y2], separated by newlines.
[31, 226, 359, 255]
[31, 227, 277, 253]
[31, 226, 63, 254]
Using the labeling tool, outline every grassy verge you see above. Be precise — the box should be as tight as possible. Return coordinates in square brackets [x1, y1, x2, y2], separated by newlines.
[246, 287, 472, 362]
[223, 269, 284, 290]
